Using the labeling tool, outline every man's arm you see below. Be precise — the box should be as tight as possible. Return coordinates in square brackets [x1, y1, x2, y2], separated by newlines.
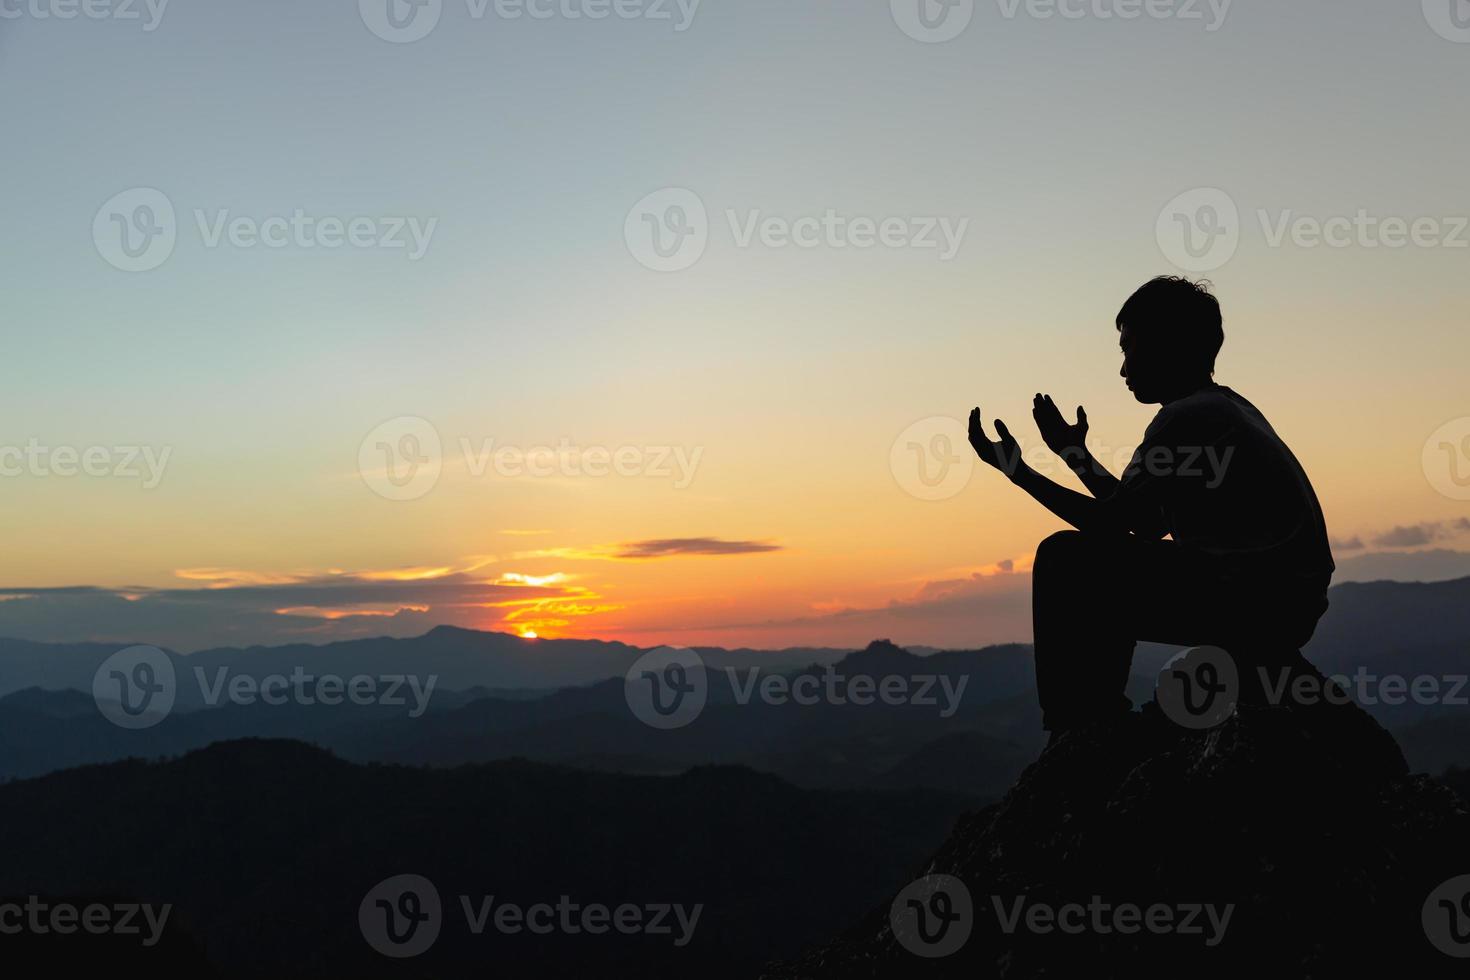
[1010, 461, 1120, 533]
[1031, 394, 1121, 500]
[1060, 446, 1122, 501]
[969, 407, 1165, 538]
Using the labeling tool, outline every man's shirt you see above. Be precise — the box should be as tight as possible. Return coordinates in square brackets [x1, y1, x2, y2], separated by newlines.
[1114, 383, 1334, 588]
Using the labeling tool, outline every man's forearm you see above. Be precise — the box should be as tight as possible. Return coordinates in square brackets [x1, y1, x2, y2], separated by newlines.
[1061, 447, 1122, 500]
[1010, 462, 1108, 532]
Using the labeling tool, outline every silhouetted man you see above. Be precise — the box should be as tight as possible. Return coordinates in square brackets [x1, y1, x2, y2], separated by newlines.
[968, 277, 1334, 733]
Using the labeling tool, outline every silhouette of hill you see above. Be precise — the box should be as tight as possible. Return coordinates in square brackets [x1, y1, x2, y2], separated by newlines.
[0, 739, 976, 978]
[765, 692, 1470, 976]
[0, 640, 1047, 795]
[0, 627, 853, 701]
[5, 575, 1470, 786]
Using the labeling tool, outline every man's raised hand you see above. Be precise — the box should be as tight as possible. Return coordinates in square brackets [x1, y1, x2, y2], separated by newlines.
[1032, 394, 1088, 461]
[968, 407, 1023, 478]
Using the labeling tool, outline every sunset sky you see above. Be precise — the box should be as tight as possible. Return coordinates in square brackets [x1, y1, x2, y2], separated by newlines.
[1, 1, 1467, 652]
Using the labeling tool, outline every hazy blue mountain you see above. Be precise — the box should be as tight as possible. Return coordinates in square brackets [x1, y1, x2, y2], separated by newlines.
[2, 577, 1468, 785]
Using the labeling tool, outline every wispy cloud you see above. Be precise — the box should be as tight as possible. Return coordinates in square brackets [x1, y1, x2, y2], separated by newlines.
[1370, 519, 1470, 549]
[0, 564, 598, 652]
[612, 538, 782, 560]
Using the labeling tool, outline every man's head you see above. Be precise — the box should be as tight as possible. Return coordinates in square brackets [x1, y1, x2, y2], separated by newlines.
[1116, 276, 1224, 404]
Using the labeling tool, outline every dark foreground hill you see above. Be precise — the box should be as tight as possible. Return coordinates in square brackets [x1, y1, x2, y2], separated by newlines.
[766, 688, 1470, 977]
[0, 740, 974, 978]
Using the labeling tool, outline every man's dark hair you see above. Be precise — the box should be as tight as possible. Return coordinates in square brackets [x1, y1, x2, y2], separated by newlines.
[1116, 276, 1225, 376]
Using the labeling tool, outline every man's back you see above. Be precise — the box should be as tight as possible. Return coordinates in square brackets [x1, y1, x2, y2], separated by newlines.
[1123, 383, 1334, 588]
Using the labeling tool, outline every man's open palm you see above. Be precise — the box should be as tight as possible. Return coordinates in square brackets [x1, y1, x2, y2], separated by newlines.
[1032, 394, 1088, 458]
[968, 407, 1021, 476]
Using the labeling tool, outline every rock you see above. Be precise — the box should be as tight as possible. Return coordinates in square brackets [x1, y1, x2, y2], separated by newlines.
[764, 693, 1470, 977]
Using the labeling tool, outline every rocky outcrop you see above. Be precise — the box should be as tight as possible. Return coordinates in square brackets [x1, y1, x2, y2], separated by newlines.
[766, 692, 1470, 977]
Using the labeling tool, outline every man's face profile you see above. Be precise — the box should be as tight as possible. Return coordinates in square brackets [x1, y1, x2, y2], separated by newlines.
[1117, 323, 1164, 404]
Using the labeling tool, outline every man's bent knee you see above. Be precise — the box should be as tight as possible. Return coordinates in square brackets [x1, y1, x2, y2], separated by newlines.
[1034, 530, 1093, 575]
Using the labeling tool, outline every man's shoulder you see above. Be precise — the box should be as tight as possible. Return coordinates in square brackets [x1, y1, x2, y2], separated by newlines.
[1147, 384, 1248, 433]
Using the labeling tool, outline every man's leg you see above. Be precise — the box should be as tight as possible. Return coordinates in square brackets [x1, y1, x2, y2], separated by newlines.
[1032, 530, 1228, 732]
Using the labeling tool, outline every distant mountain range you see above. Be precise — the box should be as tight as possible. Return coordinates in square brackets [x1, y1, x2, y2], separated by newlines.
[1, 575, 1468, 787]
[0, 627, 858, 703]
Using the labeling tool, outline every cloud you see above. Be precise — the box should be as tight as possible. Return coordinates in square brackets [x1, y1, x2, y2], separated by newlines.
[612, 538, 783, 560]
[0, 567, 592, 652]
[1370, 520, 1470, 549]
[1329, 536, 1365, 552]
